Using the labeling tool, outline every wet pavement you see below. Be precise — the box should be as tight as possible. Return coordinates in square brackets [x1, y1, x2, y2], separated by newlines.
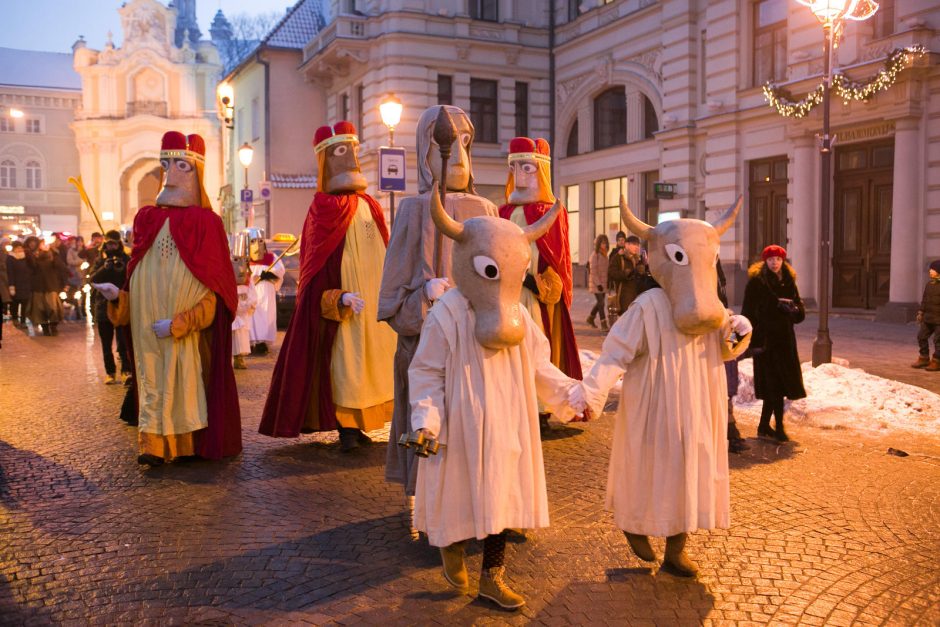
[1, 306, 939, 625]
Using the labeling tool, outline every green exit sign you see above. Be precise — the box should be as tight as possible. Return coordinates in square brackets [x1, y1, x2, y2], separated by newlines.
[653, 182, 675, 199]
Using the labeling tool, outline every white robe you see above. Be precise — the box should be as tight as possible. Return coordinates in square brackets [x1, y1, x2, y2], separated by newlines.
[232, 283, 257, 356]
[248, 260, 284, 344]
[582, 288, 750, 537]
[409, 289, 578, 548]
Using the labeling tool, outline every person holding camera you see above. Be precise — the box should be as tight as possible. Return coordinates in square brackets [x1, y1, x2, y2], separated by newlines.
[741, 245, 806, 442]
[90, 231, 131, 384]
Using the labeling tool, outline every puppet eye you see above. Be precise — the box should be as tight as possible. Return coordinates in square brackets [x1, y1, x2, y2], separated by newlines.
[332, 145, 348, 157]
[460, 132, 471, 147]
[160, 158, 170, 170]
[521, 163, 537, 174]
[665, 243, 689, 266]
[176, 160, 193, 172]
[472, 255, 500, 280]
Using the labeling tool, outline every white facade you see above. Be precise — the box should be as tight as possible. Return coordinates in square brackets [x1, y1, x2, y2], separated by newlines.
[71, 0, 223, 236]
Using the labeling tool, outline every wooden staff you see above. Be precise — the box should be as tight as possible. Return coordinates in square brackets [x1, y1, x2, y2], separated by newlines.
[431, 107, 458, 277]
[67, 176, 105, 234]
[254, 237, 299, 283]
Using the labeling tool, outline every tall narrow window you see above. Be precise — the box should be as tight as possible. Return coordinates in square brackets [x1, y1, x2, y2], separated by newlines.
[568, 0, 580, 21]
[643, 96, 658, 139]
[593, 87, 626, 150]
[514, 82, 528, 138]
[0, 160, 15, 188]
[566, 120, 579, 157]
[594, 176, 628, 238]
[752, 0, 787, 86]
[566, 184, 580, 263]
[0, 118, 13, 133]
[356, 84, 365, 138]
[437, 74, 453, 105]
[699, 30, 707, 104]
[872, 0, 894, 38]
[470, 78, 498, 143]
[251, 97, 260, 141]
[469, 0, 498, 22]
[341, 93, 350, 122]
[25, 160, 41, 189]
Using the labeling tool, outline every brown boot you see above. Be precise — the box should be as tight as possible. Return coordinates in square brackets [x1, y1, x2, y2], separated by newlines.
[479, 566, 525, 609]
[623, 531, 657, 562]
[439, 541, 469, 591]
[912, 356, 930, 368]
[233, 354, 247, 369]
[661, 533, 698, 577]
[927, 359, 940, 372]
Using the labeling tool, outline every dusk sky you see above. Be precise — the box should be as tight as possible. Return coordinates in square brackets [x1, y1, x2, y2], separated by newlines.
[0, 0, 295, 53]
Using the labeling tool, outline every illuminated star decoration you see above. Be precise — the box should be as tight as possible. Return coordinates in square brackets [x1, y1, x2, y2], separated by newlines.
[761, 45, 929, 118]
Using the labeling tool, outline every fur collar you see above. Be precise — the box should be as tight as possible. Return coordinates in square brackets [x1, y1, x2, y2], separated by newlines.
[748, 260, 797, 282]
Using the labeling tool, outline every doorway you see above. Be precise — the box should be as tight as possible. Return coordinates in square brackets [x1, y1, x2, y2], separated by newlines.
[748, 156, 789, 264]
[832, 140, 893, 309]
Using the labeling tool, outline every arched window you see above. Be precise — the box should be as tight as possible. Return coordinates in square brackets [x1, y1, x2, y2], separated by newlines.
[593, 87, 626, 150]
[566, 120, 579, 157]
[644, 96, 659, 139]
[0, 160, 15, 189]
[25, 160, 41, 189]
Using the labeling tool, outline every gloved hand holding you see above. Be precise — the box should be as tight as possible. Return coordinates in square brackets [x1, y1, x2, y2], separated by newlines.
[424, 277, 450, 302]
[522, 273, 540, 297]
[259, 270, 279, 282]
[341, 292, 365, 314]
[729, 314, 752, 337]
[152, 319, 173, 338]
[91, 282, 120, 302]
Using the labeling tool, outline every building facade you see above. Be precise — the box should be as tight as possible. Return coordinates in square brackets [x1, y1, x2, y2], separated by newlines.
[219, 0, 328, 237]
[71, 0, 223, 236]
[553, 0, 939, 317]
[0, 48, 82, 235]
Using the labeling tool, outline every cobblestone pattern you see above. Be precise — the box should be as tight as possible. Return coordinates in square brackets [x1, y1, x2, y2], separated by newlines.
[1, 311, 939, 625]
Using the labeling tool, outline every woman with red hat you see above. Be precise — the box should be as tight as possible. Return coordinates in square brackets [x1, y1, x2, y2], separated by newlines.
[741, 245, 807, 442]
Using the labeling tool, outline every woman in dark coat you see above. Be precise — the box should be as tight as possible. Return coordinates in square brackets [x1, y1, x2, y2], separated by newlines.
[6, 241, 32, 326]
[741, 245, 806, 442]
[26, 236, 66, 336]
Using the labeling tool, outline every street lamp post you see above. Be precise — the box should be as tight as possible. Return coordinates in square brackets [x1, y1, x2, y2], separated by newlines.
[796, 0, 879, 366]
[238, 142, 254, 228]
[379, 94, 403, 225]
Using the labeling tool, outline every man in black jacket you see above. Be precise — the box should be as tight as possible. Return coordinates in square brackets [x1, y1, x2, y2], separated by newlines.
[912, 259, 940, 371]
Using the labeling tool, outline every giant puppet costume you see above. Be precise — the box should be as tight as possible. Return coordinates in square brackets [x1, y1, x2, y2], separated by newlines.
[581, 196, 752, 577]
[245, 228, 284, 355]
[409, 185, 585, 609]
[499, 137, 582, 423]
[259, 121, 396, 452]
[379, 105, 499, 510]
[99, 131, 242, 466]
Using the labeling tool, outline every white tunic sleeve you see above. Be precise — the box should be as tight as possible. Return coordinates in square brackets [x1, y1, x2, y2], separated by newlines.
[527, 312, 578, 422]
[582, 303, 648, 417]
[408, 312, 448, 438]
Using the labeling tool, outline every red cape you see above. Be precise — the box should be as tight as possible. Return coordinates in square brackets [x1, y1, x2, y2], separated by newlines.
[499, 201, 582, 379]
[125, 205, 242, 459]
[259, 192, 389, 437]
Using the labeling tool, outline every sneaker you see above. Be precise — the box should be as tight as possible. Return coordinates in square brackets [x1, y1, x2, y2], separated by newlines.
[479, 566, 525, 609]
[104, 374, 116, 385]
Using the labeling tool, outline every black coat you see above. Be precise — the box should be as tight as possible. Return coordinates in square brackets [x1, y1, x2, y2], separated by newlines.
[741, 262, 807, 401]
[6, 254, 32, 301]
[919, 280, 940, 325]
[29, 250, 67, 293]
[90, 252, 129, 317]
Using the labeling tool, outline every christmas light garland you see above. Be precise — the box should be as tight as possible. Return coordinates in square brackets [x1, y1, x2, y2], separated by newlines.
[762, 45, 929, 118]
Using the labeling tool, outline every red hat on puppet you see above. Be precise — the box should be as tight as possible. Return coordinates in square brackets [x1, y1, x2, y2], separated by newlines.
[507, 136, 551, 165]
[761, 245, 787, 261]
[314, 121, 359, 153]
[159, 131, 210, 207]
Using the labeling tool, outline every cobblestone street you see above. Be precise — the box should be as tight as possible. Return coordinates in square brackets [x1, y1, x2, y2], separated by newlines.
[2, 304, 940, 625]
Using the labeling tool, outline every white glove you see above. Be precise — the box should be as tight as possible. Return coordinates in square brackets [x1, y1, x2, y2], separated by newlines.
[92, 282, 120, 302]
[424, 277, 450, 302]
[729, 314, 752, 337]
[8, 286, 14, 297]
[152, 319, 173, 338]
[567, 383, 587, 415]
[341, 292, 365, 315]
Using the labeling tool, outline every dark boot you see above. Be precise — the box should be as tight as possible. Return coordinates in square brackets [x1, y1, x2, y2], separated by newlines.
[623, 531, 657, 562]
[49, 323, 58, 336]
[912, 355, 930, 368]
[757, 415, 775, 439]
[253, 342, 269, 356]
[137, 454, 164, 466]
[728, 400, 749, 453]
[41, 324, 51, 337]
[927, 359, 940, 372]
[338, 427, 361, 452]
[586, 314, 596, 328]
[661, 533, 698, 577]
[774, 415, 789, 442]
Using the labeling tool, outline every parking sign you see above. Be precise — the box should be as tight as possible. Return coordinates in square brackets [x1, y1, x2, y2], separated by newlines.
[240, 188, 253, 203]
[378, 147, 406, 192]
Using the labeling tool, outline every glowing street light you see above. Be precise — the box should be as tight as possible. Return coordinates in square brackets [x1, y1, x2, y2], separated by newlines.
[797, 0, 879, 366]
[379, 94, 404, 225]
[9, 108, 24, 118]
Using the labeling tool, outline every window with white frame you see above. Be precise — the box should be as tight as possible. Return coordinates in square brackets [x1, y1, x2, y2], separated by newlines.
[25, 118, 41, 133]
[0, 160, 15, 188]
[752, 0, 787, 86]
[0, 117, 13, 133]
[469, 0, 498, 22]
[594, 176, 628, 239]
[25, 160, 41, 189]
[566, 184, 580, 264]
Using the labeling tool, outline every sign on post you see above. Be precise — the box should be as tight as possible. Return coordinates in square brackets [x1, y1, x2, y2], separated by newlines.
[240, 188, 254, 203]
[259, 181, 272, 200]
[378, 147, 406, 192]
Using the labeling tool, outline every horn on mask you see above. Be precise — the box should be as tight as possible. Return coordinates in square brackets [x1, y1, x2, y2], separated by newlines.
[429, 182, 464, 242]
[522, 199, 562, 243]
[710, 194, 743, 236]
[619, 195, 652, 239]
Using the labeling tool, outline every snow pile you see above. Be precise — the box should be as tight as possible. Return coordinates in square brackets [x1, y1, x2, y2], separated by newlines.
[736, 358, 940, 435]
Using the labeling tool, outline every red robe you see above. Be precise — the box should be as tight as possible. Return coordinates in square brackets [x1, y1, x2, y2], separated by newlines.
[259, 192, 389, 437]
[123, 204, 242, 459]
[499, 201, 582, 379]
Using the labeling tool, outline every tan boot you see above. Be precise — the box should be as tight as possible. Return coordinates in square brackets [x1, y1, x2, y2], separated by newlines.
[439, 542, 469, 591]
[911, 355, 930, 368]
[623, 531, 657, 562]
[479, 566, 525, 609]
[661, 533, 698, 577]
[233, 354, 247, 369]
[927, 359, 940, 372]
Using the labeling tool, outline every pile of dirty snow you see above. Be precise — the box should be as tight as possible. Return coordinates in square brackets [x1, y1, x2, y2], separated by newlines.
[736, 358, 940, 435]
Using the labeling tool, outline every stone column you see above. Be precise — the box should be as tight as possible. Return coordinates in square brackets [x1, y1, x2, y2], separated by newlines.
[878, 116, 922, 321]
[791, 135, 818, 306]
